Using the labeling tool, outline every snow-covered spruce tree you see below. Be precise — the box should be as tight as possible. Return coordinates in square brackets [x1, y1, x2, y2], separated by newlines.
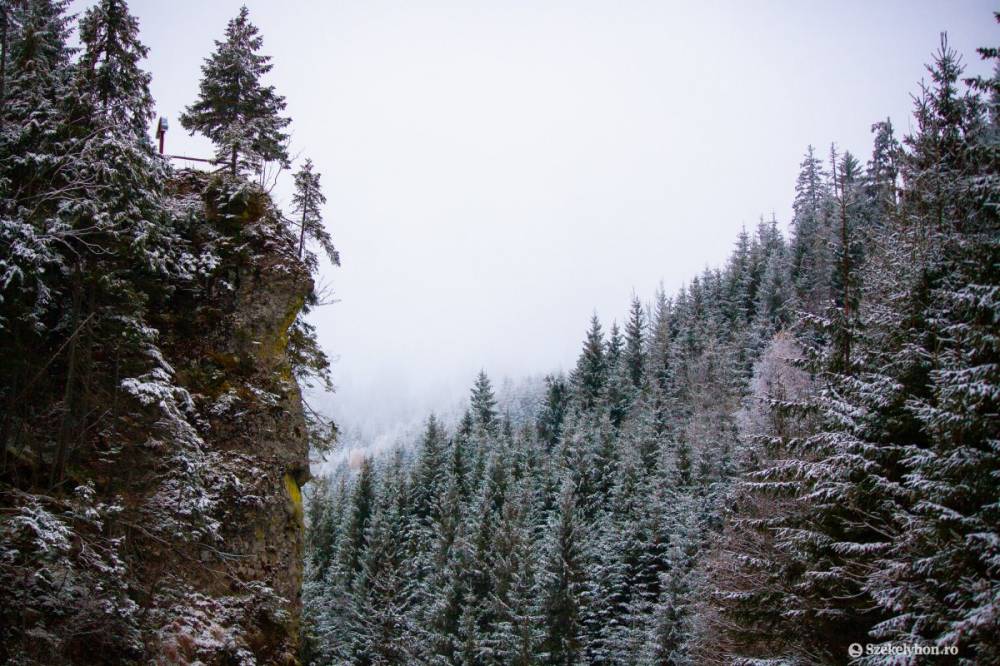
[869, 34, 1000, 662]
[694, 140, 897, 663]
[604, 321, 633, 428]
[828, 149, 866, 373]
[722, 226, 755, 335]
[789, 144, 834, 315]
[0, 0, 78, 469]
[2, 0, 175, 489]
[537, 373, 570, 450]
[0, 0, 75, 321]
[301, 473, 347, 662]
[471, 369, 500, 435]
[584, 431, 660, 663]
[286, 156, 338, 453]
[864, 118, 902, 227]
[308, 472, 361, 664]
[645, 485, 702, 666]
[414, 463, 478, 664]
[465, 449, 511, 664]
[0, 0, 73, 150]
[688, 333, 817, 664]
[75, 0, 152, 134]
[291, 157, 339, 267]
[539, 479, 587, 665]
[71, 0, 168, 252]
[571, 314, 607, 412]
[340, 456, 376, 585]
[409, 414, 449, 527]
[777, 138, 905, 662]
[624, 295, 648, 393]
[748, 216, 792, 355]
[350, 453, 419, 664]
[488, 483, 545, 666]
[180, 5, 290, 178]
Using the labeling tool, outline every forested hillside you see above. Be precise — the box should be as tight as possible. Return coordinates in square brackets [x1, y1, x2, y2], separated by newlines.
[301, 27, 1000, 666]
[2, 1, 997, 664]
[0, 2, 336, 663]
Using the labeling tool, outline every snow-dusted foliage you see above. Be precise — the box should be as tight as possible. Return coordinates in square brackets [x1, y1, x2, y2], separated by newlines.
[152, 585, 291, 665]
[121, 349, 223, 544]
[689, 31, 1000, 666]
[179, 6, 291, 178]
[0, 486, 141, 663]
[302, 18, 998, 666]
[301, 214, 765, 662]
[1, 2, 334, 663]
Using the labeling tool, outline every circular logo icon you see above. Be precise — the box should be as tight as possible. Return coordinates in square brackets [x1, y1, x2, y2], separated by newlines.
[848, 643, 863, 658]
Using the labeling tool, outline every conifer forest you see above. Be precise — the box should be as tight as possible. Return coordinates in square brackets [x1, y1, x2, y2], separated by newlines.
[1, 1, 999, 665]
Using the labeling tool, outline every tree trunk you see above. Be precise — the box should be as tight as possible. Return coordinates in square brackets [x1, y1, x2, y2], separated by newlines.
[835, 159, 852, 370]
[298, 190, 309, 259]
[0, 5, 8, 127]
[51, 264, 84, 490]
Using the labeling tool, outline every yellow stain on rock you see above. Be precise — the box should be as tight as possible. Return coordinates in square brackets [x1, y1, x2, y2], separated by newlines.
[276, 294, 305, 356]
[261, 293, 305, 364]
[284, 473, 303, 526]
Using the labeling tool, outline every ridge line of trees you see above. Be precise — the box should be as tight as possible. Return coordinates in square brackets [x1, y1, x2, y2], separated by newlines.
[302, 23, 999, 666]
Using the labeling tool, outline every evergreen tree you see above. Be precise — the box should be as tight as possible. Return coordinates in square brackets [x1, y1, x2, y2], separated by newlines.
[866, 117, 901, 225]
[3, 0, 73, 137]
[75, 0, 152, 134]
[789, 144, 832, 313]
[70, 0, 167, 260]
[411, 414, 448, 526]
[341, 457, 376, 580]
[180, 6, 290, 176]
[423, 475, 473, 664]
[874, 35, 1000, 661]
[723, 226, 754, 327]
[451, 410, 475, 502]
[572, 314, 606, 411]
[750, 235, 791, 348]
[291, 157, 339, 267]
[624, 296, 647, 391]
[1, 0, 77, 433]
[828, 148, 865, 372]
[488, 485, 543, 666]
[470, 370, 499, 435]
[1, 0, 76, 334]
[350, 455, 416, 664]
[539, 480, 586, 665]
[537, 374, 569, 449]
[604, 322, 631, 428]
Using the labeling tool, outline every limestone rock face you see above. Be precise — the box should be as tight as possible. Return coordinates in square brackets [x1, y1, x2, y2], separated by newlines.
[145, 180, 313, 664]
[0, 174, 315, 665]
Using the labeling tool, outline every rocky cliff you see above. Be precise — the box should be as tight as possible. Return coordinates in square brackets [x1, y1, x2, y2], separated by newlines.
[147, 174, 312, 664]
[1, 172, 313, 664]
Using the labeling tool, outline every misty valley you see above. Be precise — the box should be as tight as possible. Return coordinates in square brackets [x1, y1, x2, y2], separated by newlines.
[1, 1, 998, 665]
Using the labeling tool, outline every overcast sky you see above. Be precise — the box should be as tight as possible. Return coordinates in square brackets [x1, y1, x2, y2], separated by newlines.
[73, 0, 996, 445]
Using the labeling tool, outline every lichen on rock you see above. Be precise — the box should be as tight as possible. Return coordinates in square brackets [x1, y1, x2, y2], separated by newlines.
[147, 173, 313, 662]
[0, 171, 316, 664]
